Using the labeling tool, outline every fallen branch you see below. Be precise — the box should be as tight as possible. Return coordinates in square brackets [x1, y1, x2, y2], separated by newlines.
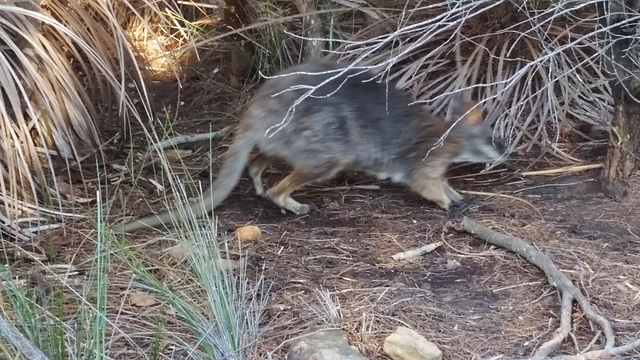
[392, 241, 443, 261]
[0, 313, 49, 360]
[458, 217, 630, 359]
[146, 126, 233, 151]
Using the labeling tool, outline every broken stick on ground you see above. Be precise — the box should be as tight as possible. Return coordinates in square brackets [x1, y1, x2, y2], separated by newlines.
[391, 241, 443, 261]
[458, 217, 640, 360]
[146, 126, 232, 151]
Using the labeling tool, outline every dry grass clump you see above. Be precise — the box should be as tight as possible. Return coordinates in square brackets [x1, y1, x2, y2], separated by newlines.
[320, 1, 612, 163]
[229, 0, 387, 77]
[0, 0, 222, 240]
[226, 1, 612, 163]
[0, 2, 128, 241]
[0, 4, 229, 357]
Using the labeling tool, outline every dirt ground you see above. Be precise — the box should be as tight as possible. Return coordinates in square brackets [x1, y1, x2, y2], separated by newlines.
[202, 166, 640, 359]
[45, 78, 640, 359]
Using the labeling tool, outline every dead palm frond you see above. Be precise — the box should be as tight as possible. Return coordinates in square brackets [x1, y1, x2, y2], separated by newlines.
[316, 0, 614, 163]
[0, 0, 214, 241]
[1, 4, 110, 242]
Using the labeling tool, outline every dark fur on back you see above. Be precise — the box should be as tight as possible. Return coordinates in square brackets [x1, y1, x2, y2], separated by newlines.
[242, 61, 460, 183]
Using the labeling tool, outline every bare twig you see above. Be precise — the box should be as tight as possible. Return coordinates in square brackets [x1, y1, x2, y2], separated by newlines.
[308, 184, 381, 192]
[458, 217, 621, 359]
[459, 190, 544, 220]
[392, 241, 443, 261]
[0, 313, 49, 360]
[146, 126, 232, 151]
[520, 164, 604, 177]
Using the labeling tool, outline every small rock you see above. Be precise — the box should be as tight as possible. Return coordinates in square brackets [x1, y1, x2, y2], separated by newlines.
[287, 328, 367, 360]
[327, 201, 340, 210]
[383, 326, 442, 360]
[218, 258, 240, 271]
[445, 259, 461, 270]
[165, 244, 187, 261]
[130, 292, 158, 307]
[235, 225, 262, 243]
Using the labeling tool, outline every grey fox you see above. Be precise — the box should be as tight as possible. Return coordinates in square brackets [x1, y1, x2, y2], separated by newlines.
[114, 61, 507, 233]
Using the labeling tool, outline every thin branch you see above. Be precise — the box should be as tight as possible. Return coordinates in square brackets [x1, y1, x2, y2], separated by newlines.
[458, 190, 543, 220]
[146, 126, 232, 151]
[0, 313, 49, 360]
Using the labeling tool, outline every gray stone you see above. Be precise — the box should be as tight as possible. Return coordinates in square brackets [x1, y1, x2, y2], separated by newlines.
[383, 326, 442, 360]
[287, 329, 367, 360]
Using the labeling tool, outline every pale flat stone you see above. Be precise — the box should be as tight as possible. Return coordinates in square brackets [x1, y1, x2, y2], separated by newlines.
[287, 329, 367, 360]
[383, 326, 442, 360]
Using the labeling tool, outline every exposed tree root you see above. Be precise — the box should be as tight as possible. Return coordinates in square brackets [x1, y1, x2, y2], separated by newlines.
[459, 217, 640, 360]
[545, 339, 640, 360]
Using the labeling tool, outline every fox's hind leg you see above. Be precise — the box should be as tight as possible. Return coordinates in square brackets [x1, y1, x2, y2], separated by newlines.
[247, 152, 271, 196]
[409, 177, 461, 210]
[443, 182, 463, 203]
[266, 166, 343, 215]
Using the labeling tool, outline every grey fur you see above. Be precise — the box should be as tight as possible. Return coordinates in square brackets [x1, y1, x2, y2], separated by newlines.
[113, 61, 508, 234]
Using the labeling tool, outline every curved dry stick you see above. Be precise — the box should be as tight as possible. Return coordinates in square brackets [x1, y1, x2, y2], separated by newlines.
[458, 217, 615, 357]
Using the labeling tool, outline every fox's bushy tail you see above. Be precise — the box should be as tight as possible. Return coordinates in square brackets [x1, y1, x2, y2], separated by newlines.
[113, 131, 256, 234]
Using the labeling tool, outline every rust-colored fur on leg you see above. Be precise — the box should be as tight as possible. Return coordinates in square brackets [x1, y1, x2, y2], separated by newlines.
[265, 165, 346, 214]
[247, 152, 271, 196]
[265, 168, 317, 215]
